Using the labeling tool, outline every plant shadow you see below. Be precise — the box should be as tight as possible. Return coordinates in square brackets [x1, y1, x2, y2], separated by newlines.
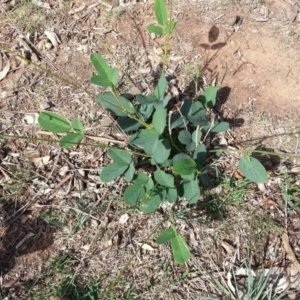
[0, 201, 57, 278]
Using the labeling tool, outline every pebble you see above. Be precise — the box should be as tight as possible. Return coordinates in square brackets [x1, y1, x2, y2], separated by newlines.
[226, 15, 238, 26]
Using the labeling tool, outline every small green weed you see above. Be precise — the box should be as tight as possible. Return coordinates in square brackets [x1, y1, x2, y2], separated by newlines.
[26, 253, 102, 299]
[9, 0, 46, 33]
[37, 0, 268, 265]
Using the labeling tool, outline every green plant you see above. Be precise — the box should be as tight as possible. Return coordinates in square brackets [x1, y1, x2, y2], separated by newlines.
[37, 0, 268, 264]
[26, 254, 102, 299]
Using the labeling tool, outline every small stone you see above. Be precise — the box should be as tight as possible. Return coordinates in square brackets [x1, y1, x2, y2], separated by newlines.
[226, 15, 238, 26]
[283, 2, 298, 22]
[150, 32, 156, 40]
[45, 42, 52, 50]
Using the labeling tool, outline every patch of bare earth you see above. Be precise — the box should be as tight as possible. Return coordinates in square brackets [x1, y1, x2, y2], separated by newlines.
[0, 0, 300, 298]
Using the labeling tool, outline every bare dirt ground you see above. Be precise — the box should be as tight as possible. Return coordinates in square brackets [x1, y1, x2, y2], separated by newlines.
[1, 0, 300, 299]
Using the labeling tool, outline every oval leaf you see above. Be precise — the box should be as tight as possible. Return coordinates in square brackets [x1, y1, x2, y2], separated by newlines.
[154, 74, 167, 100]
[238, 155, 268, 183]
[38, 112, 70, 133]
[133, 173, 150, 185]
[130, 129, 160, 155]
[152, 138, 171, 164]
[192, 129, 202, 143]
[90, 53, 118, 88]
[96, 93, 134, 116]
[156, 228, 176, 245]
[171, 234, 190, 264]
[211, 122, 229, 133]
[108, 148, 131, 166]
[71, 118, 84, 134]
[124, 162, 135, 182]
[154, 170, 174, 187]
[154, 0, 168, 26]
[140, 186, 166, 213]
[167, 187, 178, 203]
[200, 86, 218, 108]
[100, 164, 128, 183]
[173, 158, 197, 176]
[59, 133, 83, 148]
[179, 180, 200, 203]
[187, 102, 208, 126]
[124, 184, 146, 205]
[178, 130, 192, 145]
[153, 108, 167, 134]
[146, 25, 164, 35]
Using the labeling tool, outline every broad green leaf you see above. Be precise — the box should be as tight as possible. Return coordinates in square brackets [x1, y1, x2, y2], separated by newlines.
[171, 234, 190, 264]
[187, 102, 208, 126]
[167, 187, 178, 203]
[156, 228, 176, 244]
[193, 144, 207, 165]
[145, 177, 154, 191]
[200, 86, 218, 108]
[154, 74, 167, 100]
[146, 25, 164, 35]
[154, 170, 174, 187]
[109, 68, 119, 87]
[108, 148, 131, 166]
[154, 0, 168, 26]
[170, 113, 188, 129]
[153, 108, 167, 134]
[178, 130, 192, 145]
[192, 129, 202, 143]
[123, 184, 146, 205]
[199, 169, 210, 187]
[163, 21, 177, 34]
[38, 112, 70, 133]
[96, 92, 134, 116]
[152, 137, 171, 163]
[59, 133, 83, 148]
[173, 158, 197, 176]
[161, 158, 172, 167]
[186, 142, 196, 152]
[139, 186, 166, 213]
[181, 174, 195, 181]
[71, 118, 84, 134]
[238, 155, 268, 183]
[173, 153, 190, 164]
[153, 94, 171, 109]
[90, 53, 110, 76]
[133, 173, 150, 185]
[100, 163, 128, 182]
[179, 180, 200, 203]
[90, 53, 118, 87]
[139, 103, 154, 121]
[130, 129, 160, 155]
[118, 117, 141, 132]
[162, 94, 172, 108]
[211, 122, 229, 133]
[124, 162, 135, 182]
[181, 98, 193, 118]
[136, 95, 158, 105]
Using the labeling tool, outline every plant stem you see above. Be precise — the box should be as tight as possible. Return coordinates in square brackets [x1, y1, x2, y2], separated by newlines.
[162, 0, 173, 74]
[0, 133, 150, 157]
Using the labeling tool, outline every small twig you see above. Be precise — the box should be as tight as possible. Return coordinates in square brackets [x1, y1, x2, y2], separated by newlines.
[219, 63, 228, 86]
[232, 62, 253, 76]
[203, 115, 215, 142]
[214, 14, 224, 21]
